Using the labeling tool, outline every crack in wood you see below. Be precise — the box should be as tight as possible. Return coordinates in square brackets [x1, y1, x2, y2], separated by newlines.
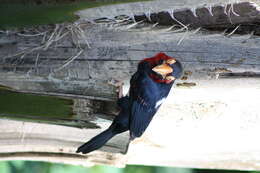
[0, 152, 87, 158]
[218, 71, 260, 78]
[0, 113, 100, 129]
[176, 82, 197, 88]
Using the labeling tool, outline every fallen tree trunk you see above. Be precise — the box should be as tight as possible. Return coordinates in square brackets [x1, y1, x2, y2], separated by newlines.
[1, 0, 260, 170]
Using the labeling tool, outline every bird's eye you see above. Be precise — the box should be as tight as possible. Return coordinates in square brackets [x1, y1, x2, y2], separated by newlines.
[166, 59, 176, 65]
[159, 59, 165, 64]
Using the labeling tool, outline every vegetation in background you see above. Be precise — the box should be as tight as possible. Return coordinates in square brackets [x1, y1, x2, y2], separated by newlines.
[0, 0, 150, 29]
[0, 87, 74, 118]
[0, 161, 260, 173]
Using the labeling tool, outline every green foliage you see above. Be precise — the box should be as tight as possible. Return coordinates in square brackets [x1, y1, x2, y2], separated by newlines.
[1, 161, 260, 173]
[192, 169, 254, 173]
[0, 0, 151, 29]
[5, 161, 51, 173]
[124, 165, 156, 173]
[48, 163, 85, 173]
[0, 162, 10, 173]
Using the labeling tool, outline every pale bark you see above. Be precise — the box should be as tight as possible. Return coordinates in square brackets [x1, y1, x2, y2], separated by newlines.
[1, 0, 260, 170]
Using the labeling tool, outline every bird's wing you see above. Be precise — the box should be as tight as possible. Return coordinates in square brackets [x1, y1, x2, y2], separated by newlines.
[129, 72, 159, 139]
[130, 99, 157, 139]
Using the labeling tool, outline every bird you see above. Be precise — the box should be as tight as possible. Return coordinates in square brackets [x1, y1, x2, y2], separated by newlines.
[76, 52, 183, 154]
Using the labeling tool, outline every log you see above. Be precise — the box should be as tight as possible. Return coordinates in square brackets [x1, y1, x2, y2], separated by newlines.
[0, 119, 127, 167]
[1, 0, 260, 170]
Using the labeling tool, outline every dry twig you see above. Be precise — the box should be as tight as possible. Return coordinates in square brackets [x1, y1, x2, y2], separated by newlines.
[2, 22, 90, 74]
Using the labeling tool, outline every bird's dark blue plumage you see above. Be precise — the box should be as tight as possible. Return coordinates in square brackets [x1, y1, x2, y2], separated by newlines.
[76, 52, 183, 154]
[129, 53, 182, 139]
[76, 96, 130, 154]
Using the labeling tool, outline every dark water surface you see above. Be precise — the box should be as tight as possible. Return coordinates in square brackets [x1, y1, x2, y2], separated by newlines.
[0, 0, 150, 28]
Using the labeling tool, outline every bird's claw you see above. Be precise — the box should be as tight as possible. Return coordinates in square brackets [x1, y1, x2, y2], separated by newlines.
[108, 79, 124, 99]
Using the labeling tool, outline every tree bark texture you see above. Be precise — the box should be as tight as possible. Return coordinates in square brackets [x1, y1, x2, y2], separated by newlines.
[0, 0, 260, 170]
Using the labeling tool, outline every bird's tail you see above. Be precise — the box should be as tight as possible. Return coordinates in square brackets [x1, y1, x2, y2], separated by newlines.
[76, 127, 116, 154]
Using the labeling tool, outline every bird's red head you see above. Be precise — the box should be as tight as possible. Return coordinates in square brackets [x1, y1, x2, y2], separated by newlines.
[141, 52, 182, 84]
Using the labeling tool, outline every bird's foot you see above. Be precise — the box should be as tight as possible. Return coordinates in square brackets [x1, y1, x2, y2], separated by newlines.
[108, 79, 124, 99]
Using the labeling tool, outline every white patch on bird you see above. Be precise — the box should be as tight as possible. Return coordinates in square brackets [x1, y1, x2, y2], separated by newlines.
[155, 97, 166, 109]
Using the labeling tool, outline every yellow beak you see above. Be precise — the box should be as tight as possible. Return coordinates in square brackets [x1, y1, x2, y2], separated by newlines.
[152, 64, 173, 76]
